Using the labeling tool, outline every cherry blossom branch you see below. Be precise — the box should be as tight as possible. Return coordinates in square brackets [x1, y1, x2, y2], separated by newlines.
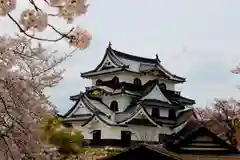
[2, 136, 16, 160]
[29, 0, 42, 12]
[8, 13, 74, 42]
[33, 48, 77, 77]
[0, 95, 28, 133]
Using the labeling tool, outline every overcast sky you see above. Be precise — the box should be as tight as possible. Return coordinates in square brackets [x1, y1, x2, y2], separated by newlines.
[1, 0, 240, 114]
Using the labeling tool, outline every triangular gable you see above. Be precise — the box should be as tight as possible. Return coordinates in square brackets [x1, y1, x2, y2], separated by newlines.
[170, 126, 239, 154]
[97, 55, 118, 71]
[67, 98, 93, 118]
[119, 106, 163, 128]
[127, 113, 157, 127]
[141, 84, 171, 104]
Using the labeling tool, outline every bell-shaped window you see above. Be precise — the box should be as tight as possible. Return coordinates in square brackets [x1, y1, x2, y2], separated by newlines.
[133, 78, 142, 86]
[110, 100, 119, 112]
[112, 76, 119, 85]
[96, 79, 102, 85]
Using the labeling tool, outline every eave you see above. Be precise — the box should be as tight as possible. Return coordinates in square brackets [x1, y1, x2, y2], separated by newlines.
[140, 99, 184, 109]
[81, 114, 128, 127]
[156, 63, 186, 82]
[81, 67, 129, 78]
[86, 85, 142, 98]
[63, 114, 93, 122]
[80, 43, 186, 83]
[162, 90, 195, 106]
[89, 78, 195, 107]
[139, 63, 186, 83]
[116, 104, 176, 128]
[81, 68, 185, 83]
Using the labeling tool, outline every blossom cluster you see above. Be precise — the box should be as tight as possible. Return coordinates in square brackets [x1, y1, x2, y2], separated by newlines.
[231, 66, 240, 74]
[19, 10, 48, 32]
[0, 36, 63, 159]
[69, 27, 92, 49]
[50, 0, 89, 23]
[0, 0, 16, 16]
[0, 0, 91, 49]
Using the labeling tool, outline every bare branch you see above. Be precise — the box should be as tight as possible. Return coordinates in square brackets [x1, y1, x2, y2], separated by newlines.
[8, 14, 74, 42]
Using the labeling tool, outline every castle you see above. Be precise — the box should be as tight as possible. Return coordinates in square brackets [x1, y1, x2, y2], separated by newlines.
[62, 43, 195, 146]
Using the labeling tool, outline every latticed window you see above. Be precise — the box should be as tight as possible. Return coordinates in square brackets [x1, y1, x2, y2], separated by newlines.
[110, 100, 119, 112]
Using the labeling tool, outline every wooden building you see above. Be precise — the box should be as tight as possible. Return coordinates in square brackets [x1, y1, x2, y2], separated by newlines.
[99, 121, 240, 160]
[164, 121, 240, 160]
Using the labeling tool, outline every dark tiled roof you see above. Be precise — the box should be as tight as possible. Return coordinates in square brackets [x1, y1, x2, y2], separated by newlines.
[95, 78, 195, 106]
[204, 119, 230, 137]
[112, 49, 158, 64]
[81, 44, 185, 82]
[164, 119, 201, 144]
[140, 99, 184, 109]
[100, 144, 182, 160]
[164, 123, 240, 155]
[64, 92, 84, 117]
[165, 118, 233, 145]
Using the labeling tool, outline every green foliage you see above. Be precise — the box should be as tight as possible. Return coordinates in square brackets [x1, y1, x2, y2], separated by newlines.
[41, 116, 62, 136]
[49, 128, 85, 155]
[41, 116, 87, 156]
[40, 116, 122, 158]
[107, 149, 122, 156]
[88, 89, 102, 96]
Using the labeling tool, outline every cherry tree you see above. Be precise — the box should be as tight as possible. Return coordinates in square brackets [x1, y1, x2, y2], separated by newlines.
[0, 0, 92, 47]
[0, 36, 77, 159]
[231, 66, 240, 74]
[0, 0, 93, 159]
[194, 99, 240, 145]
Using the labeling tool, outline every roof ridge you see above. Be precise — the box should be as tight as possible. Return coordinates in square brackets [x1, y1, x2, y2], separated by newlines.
[111, 47, 158, 63]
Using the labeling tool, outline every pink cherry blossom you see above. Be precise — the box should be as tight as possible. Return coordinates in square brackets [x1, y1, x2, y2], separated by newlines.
[0, 36, 70, 159]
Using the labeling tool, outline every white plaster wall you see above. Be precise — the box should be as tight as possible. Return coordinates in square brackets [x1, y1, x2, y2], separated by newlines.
[120, 59, 140, 72]
[128, 125, 171, 141]
[102, 94, 132, 112]
[160, 109, 169, 117]
[141, 85, 171, 104]
[72, 120, 174, 142]
[90, 72, 175, 91]
[73, 121, 121, 140]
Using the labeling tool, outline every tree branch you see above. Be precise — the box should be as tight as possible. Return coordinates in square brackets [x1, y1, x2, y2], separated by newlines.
[1, 136, 16, 160]
[0, 95, 28, 133]
[8, 14, 74, 42]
